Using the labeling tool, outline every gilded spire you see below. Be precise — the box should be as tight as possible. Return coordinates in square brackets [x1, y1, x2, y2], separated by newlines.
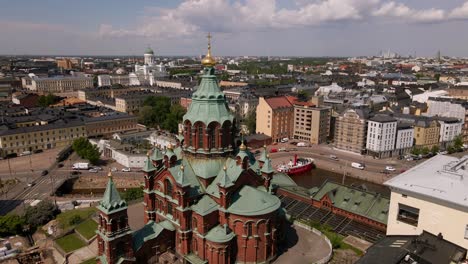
[239, 132, 247, 151]
[108, 169, 113, 180]
[201, 33, 216, 67]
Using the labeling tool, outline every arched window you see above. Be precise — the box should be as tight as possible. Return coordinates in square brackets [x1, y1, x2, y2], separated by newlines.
[208, 128, 215, 149]
[197, 125, 204, 149]
[167, 203, 173, 216]
[119, 216, 126, 230]
[115, 241, 125, 259]
[246, 223, 253, 237]
[192, 217, 198, 230]
[165, 179, 173, 196]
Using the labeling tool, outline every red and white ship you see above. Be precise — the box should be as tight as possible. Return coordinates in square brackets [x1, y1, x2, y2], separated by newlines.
[276, 154, 314, 175]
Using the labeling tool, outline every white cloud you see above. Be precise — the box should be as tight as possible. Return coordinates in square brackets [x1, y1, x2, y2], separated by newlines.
[372, 2, 445, 22]
[99, 0, 380, 38]
[99, 0, 466, 38]
[449, 1, 468, 19]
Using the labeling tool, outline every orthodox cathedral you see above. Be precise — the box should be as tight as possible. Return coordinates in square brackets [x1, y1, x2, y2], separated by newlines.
[96, 37, 293, 264]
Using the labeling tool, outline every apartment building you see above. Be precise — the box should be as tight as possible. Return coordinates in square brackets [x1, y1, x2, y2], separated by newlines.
[427, 97, 468, 144]
[436, 117, 463, 148]
[448, 86, 468, 100]
[395, 114, 441, 149]
[385, 155, 468, 250]
[77, 86, 141, 101]
[334, 108, 370, 154]
[366, 114, 397, 158]
[256, 96, 296, 142]
[22, 74, 93, 93]
[84, 113, 139, 138]
[293, 101, 330, 144]
[394, 123, 414, 156]
[115, 91, 155, 114]
[0, 120, 86, 157]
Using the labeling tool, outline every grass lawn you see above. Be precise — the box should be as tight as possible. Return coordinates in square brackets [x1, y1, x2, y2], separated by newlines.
[75, 219, 98, 240]
[80, 258, 97, 264]
[56, 207, 97, 231]
[55, 233, 87, 253]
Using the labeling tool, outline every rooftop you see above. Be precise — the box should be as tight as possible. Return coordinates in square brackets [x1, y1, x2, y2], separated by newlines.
[385, 155, 468, 209]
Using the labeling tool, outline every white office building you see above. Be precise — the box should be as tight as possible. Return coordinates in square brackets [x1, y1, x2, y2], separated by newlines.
[366, 114, 398, 158]
[385, 155, 468, 250]
[437, 117, 463, 146]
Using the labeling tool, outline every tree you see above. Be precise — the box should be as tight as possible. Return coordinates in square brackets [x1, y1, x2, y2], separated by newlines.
[24, 200, 58, 228]
[72, 138, 101, 165]
[0, 214, 26, 236]
[431, 145, 440, 154]
[297, 90, 310, 102]
[138, 105, 157, 127]
[121, 188, 144, 201]
[139, 96, 172, 128]
[453, 135, 464, 151]
[162, 104, 186, 133]
[411, 147, 421, 156]
[244, 111, 256, 135]
[421, 146, 430, 155]
[37, 94, 59, 107]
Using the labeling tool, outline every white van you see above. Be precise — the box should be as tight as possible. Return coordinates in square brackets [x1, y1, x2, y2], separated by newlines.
[351, 162, 365, 170]
[297, 142, 307, 147]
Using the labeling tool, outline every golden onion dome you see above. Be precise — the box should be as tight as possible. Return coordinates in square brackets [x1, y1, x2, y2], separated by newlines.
[201, 33, 216, 67]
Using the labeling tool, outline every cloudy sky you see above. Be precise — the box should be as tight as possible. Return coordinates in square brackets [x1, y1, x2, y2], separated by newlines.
[1, 0, 468, 57]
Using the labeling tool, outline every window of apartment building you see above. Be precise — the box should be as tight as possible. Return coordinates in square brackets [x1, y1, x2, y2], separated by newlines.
[397, 203, 420, 226]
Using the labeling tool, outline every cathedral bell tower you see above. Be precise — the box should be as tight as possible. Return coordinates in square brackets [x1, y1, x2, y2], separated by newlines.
[181, 33, 236, 158]
[96, 171, 134, 264]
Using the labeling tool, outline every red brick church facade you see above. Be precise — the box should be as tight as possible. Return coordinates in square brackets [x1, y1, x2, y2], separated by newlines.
[96, 40, 286, 264]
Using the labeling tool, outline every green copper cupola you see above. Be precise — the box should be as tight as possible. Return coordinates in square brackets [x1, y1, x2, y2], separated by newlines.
[181, 33, 235, 156]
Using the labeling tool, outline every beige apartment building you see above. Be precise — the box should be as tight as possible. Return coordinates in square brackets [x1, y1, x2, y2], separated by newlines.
[448, 86, 468, 100]
[256, 96, 296, 142]
[385, 155, 468, 250]
[334, 108, 369, 154]
[293, 101, 330, 144]
[77, 86, 141, 101]
[0, 120, 86, 157]
[84, 114, 139, 137]
[414, 119, 440, 148]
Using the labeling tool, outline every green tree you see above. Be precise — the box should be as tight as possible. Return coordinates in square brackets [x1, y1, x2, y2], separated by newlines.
[431, 145, 440, 154]
[37, 94, 59, 107]
[121, 188, 144, 201]
[24, 200, 58, 228]
[434, 73, 441, 82]
[162, 104, 186, 133]
[72, 138, 101, 165]
[297, 90, 310, 102]
[421, 146, 430, 155]
[411, 147, 421, 156]
[453, 135, 464, 151]
[139, 96, 172, 128]
[0, 214, 26, 236]
[244, 111, 257, 135]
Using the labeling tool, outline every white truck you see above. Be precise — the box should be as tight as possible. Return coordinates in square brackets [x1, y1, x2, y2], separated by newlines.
[72, 162, 89, 170]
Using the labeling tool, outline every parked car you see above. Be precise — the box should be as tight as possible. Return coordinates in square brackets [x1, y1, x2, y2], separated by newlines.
[329, 155, 339, 161]
[385, 166, 396, 171]
[280, 138, 289, 143]
[122, 167, 131, 172]
[57, 163, 64, 168]
[33, 149, 43, 154]
[71, 171, 81, 175]
[270, 148, 278, 153]
[92, 166, 103, 171]
[27, 182, 35, 187]
[19, 151, 32, 156]
[279, 147, 288, 152]
[89, 168, 98, 173]
[297, 142, 307, 147]
[41, 170, 48, 176]
[351, 162, 365, 170]
[111, 167, 118, 172]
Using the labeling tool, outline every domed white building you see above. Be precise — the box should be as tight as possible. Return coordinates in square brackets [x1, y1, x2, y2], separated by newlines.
[132, 47, 168, 86]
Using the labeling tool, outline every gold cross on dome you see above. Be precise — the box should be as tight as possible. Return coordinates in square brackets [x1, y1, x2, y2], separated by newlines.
[207, 33, 212, 50]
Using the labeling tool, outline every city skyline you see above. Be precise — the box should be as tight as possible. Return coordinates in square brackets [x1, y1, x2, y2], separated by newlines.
[1, 0, 468, 57]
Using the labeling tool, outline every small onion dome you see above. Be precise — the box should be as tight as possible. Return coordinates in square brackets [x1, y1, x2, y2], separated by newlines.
[145, 47, 154, 55]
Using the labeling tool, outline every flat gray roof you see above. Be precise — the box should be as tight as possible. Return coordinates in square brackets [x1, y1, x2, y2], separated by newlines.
[384, 155, 468, 209]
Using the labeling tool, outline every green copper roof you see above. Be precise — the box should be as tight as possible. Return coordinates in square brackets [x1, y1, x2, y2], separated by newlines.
[132, 220, 175, 251]
[151, 147, 163, 161]
[188, 157, 225, 179]
[227, 185, 281, 216]
[167, 159, 204, 197]
[205, 224, 236, 243]
[218, 168, 234, 188]
[271, 173, 297, 187]
[191, 195, 218, 216]
[206, 158, 243, 198]
[142, 156, 156, 173]
[173, 165, 191, 188]
[183, 67, 234, 126]
[98, 177, 127, 214]
[258, 146, 268, 163]
[145, 47, 154, 55]
[164, 147, 176, 160]
[261, 158, 274, 174]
